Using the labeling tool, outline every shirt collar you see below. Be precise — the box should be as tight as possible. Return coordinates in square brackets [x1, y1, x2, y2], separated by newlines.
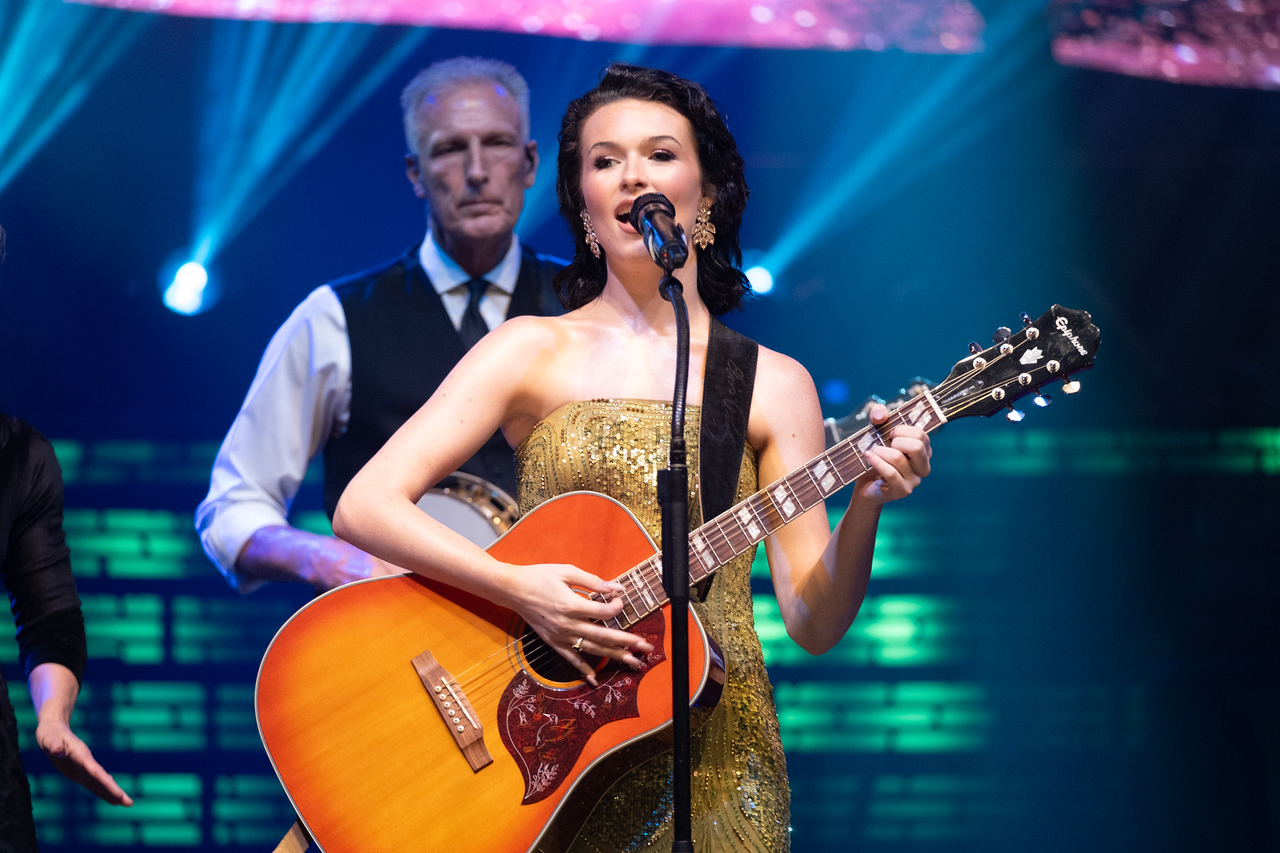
[419, 228, 521, 296]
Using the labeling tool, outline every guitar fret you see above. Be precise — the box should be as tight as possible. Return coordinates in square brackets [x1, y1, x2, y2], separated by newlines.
[736, 503, 765, 540]
[802, 459, 842, 500]
[755, 492, 786, 532]
[644, 558, 664, 595]
[856, 429, 883, 455]
[647, 557, 664, 611]
[635, 567, 659, 609]
[724, 511, 754, 550]
[712, 518, 737, 556]
[819, 450, 849, 484]
[688, 546, 710, 586]
[770, 480, 800, 520]
[690, 530, 725, 569]
[785, 470, 819, 511]
[833, 437, 871, 477]
[903, 398, 937, 430]
[747, 495, 780, 534]
[800, 463, 821, 495]
[619, 576, 642, 623]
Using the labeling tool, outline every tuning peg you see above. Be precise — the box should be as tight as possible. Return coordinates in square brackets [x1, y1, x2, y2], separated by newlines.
[1005, 406, 1026, 422]
[1061, 375, 1081, 394]
[993, 326, 1012, 344]
[1033, 389, 1052, 407]
[968, 341, 982, 355]
[1020, 312, 1032, 327]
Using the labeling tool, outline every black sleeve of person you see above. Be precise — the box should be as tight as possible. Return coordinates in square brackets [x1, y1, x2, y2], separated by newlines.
[1, 423, 87, 683]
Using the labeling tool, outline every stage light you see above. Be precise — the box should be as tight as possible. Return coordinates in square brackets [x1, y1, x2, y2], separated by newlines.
[745, 264, 774, 294]
[163, 261, 211, 316]
[188, 22, 430, 267]
[760, 2, 1057, 280]
[159, 250, 222, 315]
[0, 0, 150, 195]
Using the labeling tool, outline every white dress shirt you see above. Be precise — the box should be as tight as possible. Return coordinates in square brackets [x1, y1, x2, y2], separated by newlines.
[196, 231, 522, 592]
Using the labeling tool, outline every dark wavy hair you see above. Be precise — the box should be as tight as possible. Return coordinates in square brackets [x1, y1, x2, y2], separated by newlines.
[554, 64, 750, 315]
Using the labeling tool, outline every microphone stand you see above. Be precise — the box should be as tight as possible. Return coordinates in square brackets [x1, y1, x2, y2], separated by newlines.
[656, 270, 694, 853]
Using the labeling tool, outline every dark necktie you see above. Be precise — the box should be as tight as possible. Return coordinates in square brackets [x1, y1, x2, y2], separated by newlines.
[459, 277, 490, 351]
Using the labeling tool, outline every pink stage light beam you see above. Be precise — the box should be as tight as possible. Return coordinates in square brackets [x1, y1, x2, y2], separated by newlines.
[70, 0, 985, 54]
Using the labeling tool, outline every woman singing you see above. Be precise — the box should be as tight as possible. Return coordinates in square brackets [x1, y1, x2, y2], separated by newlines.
[334, 64, 932, 852]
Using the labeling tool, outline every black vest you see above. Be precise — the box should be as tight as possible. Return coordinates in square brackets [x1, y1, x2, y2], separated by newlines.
[323, 245, 565, 517]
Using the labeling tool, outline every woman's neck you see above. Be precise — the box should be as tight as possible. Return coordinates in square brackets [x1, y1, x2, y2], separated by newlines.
[591, 257, 709, 336]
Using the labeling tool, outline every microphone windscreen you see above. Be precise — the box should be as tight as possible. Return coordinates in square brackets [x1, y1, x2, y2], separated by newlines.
[629, 193, 674, 231]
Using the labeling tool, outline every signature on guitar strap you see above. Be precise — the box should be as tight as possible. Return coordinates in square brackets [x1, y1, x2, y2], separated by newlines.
[695, 316, 759, 601]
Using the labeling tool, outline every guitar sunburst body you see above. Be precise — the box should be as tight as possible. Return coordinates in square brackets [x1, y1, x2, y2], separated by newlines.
[257, 492, 722, 853]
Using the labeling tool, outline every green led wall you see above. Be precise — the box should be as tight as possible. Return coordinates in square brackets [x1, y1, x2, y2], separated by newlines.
[47, 430, 1280, 487]
[791, 773, 1006, 845]
[1, 431, 1269, 848]
[23, 772, 296, 847]
[776, 681, 989, 752]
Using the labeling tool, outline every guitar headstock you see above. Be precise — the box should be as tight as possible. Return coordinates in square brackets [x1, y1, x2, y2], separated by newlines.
[933, 305, 1100, 423]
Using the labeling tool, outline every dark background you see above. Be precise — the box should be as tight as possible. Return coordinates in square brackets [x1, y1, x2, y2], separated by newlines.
[1, 2, 1277, 850]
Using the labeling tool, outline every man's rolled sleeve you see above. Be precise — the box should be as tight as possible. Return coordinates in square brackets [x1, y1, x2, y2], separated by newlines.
[196, 285, 351, 593]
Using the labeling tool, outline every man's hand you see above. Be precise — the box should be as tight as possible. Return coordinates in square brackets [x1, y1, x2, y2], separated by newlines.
[30, 663, 132, 806]
[237, 526, 405, 592]
[36, 719, 133, 806]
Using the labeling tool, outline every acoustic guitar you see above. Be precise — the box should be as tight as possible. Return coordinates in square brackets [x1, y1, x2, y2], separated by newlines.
[257, 305, 1100, 853]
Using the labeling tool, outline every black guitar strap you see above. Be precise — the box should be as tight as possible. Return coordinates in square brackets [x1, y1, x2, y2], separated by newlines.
[696, 316, 759, 598]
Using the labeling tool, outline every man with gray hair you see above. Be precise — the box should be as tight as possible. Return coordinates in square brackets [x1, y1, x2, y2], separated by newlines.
[197, 57, 563, 593]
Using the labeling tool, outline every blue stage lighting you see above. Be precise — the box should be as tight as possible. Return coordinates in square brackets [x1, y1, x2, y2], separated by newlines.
[821, 378, 851, 406]
[189, 22, 430, 267]
[163, 261, 210, 316]
[0, 0, 150, 195]
[745, 264, 774, 295]
[760, 3, 1054, 280]
[159, 252, 222, 316]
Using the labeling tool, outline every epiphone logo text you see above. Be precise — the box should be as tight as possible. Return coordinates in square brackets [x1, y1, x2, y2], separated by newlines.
[1055, 316, 1089, 356]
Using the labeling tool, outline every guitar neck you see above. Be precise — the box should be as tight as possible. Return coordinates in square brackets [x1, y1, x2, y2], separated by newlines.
[591, 303, 1102, 631]
[592, 389, 950, 631]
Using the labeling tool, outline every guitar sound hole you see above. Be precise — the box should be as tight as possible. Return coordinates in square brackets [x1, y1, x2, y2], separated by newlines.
[520, 626, 604, 684]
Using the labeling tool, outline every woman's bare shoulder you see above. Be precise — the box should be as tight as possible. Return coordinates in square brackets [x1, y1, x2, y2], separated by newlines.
[481, 312, 577, 354]
[747, 344, 822, 453]
[755, 343, 817, 396]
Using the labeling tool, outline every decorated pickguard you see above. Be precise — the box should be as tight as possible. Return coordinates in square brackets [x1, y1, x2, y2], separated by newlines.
[497, 610, 667, 804]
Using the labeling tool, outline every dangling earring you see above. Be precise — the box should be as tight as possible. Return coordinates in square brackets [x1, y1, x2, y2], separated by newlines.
[581, 210, 601, 258]
[692, 199, 715, 250]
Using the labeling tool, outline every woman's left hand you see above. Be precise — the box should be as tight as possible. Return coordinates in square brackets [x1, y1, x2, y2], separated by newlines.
[855, 403, 933, 504]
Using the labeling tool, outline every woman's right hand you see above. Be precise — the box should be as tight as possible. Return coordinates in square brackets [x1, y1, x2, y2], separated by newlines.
[504, 563, 656, 685]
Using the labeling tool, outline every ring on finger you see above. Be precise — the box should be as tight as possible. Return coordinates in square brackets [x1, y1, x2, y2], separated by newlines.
[572, 637, 584, 653]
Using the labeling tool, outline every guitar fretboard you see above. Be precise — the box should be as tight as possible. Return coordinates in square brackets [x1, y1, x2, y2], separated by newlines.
[589, 389, 949, 631]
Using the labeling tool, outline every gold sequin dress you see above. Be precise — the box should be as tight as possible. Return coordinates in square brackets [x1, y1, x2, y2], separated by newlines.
[516, 399, 791, 853]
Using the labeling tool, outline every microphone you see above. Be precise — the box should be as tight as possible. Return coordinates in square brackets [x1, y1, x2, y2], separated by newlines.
[629, 193, 688, 271]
